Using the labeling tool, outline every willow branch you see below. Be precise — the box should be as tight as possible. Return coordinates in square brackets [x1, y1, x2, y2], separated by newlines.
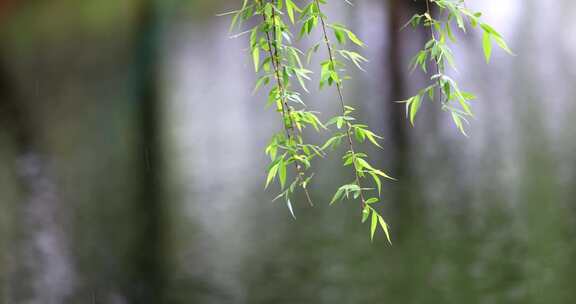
[261, 0, 314, 206]
[425, 0, 445, 105]
[313, 0, 366, 208]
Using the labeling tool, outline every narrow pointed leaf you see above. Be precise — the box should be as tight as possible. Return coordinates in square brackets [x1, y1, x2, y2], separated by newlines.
[378, 215, 392, 244]
[482, 31, 492, 63]
[370, 211, 378, 242]
[252, 46, 260, 71]
[265, 163, 279, 188]
[278, 158, 287, 189]
[286, 199, 296, 219]
[362, 206, 370, 223]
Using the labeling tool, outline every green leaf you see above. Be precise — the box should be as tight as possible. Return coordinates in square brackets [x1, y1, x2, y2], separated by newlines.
[286, 198, 296, 219]
[365, 198, 378, 205]
[253, 75, 269, 93]
[378, 215, 392, 244]
[492, 35, 514, 55]
[455, 12, 465, 31]
[336, 117, 344, 129]
[347, 30, 365, 47]
[250, 26, 258, 48]
[330, 187, 344, 205]
[252, 45, 260, 71]
[370, 211, 378, 242]
[321, 134, 344, 151]
[482, 31, 492, 63]
[355, 157, 374, 171]
[373, 169, 396, 181]
[362, 206, 370, 223]
[365, 131, 383, 149]
[319, 61, 331, 89]
[409, 95, 421, 126]
[278, 157, 287, 189]
[480, 23, 501, 37]
[354, 127, 366, 143]
[228, 12, 240, 33]
[370, 172, 382, 196]
[286, 0, 296, 24]
[265, 162, 279, 188]
[445, 22, 456, 43]
[334, 28, 346, 44]
[297, 68, 313, 89]
[339, 50, 368, 71]
[330, 24, 365, 47]
[451, 112, 469, 136]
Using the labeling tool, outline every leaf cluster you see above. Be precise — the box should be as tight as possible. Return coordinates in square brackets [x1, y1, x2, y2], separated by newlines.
[224, 0, 394, 242]
[223, 0, 512, 243]
[401, 0, 513, 135]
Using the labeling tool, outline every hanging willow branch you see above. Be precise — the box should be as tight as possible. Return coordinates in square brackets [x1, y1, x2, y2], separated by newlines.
[223, 0, 512, 242]
[297, 0, 394, 242]
[229, 0, 325, 217]
[401, 0, 514, 135]
[259, 0, 314, 207]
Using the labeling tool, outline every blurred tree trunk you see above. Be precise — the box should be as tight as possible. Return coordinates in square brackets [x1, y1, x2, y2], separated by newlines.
[386, 0, 409, 167]
[127, 0, 166, 302]
[385, 0, 428, 176]
[0, 54, 77, 303]
[385, 0, 429, 229]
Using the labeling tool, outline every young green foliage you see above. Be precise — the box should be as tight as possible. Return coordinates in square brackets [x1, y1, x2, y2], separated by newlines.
[225, 0, 509, 243]
[401, 0, 513, 135]
[298, 0, 394, 243]
[227, 0, 327, 216]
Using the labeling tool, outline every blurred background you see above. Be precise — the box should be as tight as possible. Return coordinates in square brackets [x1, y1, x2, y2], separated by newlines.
[1, 0, 575, 303]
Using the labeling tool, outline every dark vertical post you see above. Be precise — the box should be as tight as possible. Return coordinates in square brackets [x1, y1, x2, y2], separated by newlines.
[384, 0, 429, 239]
[386, 0, 428, 175]
[386, 0, 409, 170]
[130, 0, 165, 302]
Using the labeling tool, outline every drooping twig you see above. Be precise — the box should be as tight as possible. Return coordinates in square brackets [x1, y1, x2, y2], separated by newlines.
[313, 0, 367, 209]
[260, 0, 314, 206]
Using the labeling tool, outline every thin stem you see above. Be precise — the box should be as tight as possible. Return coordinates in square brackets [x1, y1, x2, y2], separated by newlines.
[425, 0, 437, 41]
[314, 0, 366, 209]
[261, 0, 314, 206]
[425, 0, 445, 105]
